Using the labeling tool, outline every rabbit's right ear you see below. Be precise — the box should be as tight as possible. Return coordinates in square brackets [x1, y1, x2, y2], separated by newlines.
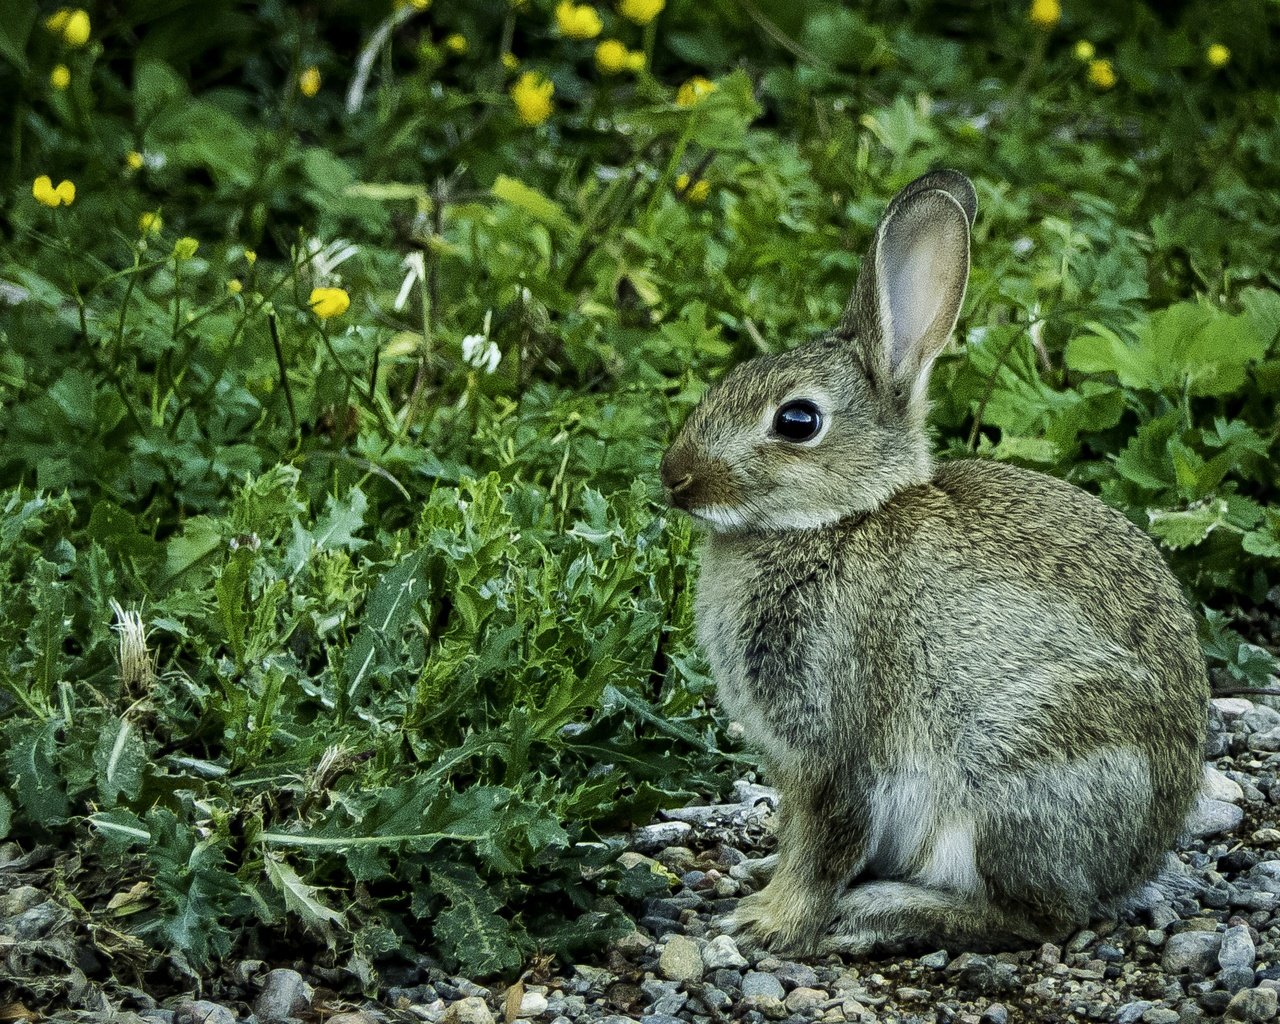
[836, 171, 975, 414]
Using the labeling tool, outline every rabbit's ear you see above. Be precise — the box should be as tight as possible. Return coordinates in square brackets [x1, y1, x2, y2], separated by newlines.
[837, 172, 974, 410]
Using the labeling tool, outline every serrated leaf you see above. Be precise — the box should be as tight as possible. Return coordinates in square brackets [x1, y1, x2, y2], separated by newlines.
[431, 863, 524, 975]
[1146, 501, 1230, 550]
[344, 549, 428, 705]
[93, 718, 148, 808]
[215, 547, 254, 666]
[265, 855, 348, 942]
[5, 720, 68, 826]
[0, 791, 11, 840]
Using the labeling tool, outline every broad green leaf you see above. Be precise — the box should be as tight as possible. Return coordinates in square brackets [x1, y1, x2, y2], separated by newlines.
[5, 720, 68, 826]
[492, 175, 575, 235]
[1147, 501, 1230, 550]
[93, 718, 148, 808]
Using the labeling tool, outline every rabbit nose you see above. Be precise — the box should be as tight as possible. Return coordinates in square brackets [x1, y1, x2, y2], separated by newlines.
[665, 473, 694, 496]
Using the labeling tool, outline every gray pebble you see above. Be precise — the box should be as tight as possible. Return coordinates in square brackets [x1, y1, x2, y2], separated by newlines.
[1141, 1010, 1180, 1024]
[1221, 924, 1258, 972]
[174, 1003, 237, 1024]
[658, 934, 704, 983]
[702, 934, 748, 969]
[1187, 797, 1245, 838]
[440, 998, 494, 1024]
[773, 961, 819, 989]
[254, 969, 313, 1022]
[919, 949, 950, 969]
[979, 1004, 1009, 1024]
[1225, 986, 1279, 1021]
[1115, 1002, 1153, 1024]
[742, 971, 787, 1001]
[1163, 931, 1223, 974]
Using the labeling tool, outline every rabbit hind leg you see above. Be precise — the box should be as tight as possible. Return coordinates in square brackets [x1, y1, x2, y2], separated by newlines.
[819, 880, 1021, 955]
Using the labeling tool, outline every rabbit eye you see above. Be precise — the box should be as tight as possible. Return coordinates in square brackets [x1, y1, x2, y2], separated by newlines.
[773, 400, 823, 442]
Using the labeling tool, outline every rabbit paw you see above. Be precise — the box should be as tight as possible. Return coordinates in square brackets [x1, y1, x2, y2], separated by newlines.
[718, 884, 822, 953]
[817, 928, 878, 958]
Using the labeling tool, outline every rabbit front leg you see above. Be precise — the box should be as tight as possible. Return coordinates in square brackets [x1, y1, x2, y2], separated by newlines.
[721, 767, 870, 954]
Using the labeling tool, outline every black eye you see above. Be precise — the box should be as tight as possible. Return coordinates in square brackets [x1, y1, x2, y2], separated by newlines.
[773, 400, 823, 442]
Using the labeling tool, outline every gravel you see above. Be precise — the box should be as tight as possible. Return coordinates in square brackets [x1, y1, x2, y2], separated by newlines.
[9, 692, 1280, 1023]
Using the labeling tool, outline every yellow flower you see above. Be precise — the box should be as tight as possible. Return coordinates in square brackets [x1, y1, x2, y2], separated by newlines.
[618, 0, 664, 24]
[1087, 58, 1116, 89]
[1206, 43, 1231, 68]
[1073, 40, 1095, 61]
[62, 9, 90, 46]
[555, 1, 603, 39]
[676, 76, 716, 106]
[510, 71, 554, 126]
[595, 39, 629, 74]
[50, 64, 71, 90]
[244, 249, 257, 265]
[227, 279, 243, 295]
[627, 50, 645, 72]
[444, 33, 468, 55]
[138, 211, 163, 234]
[405, 0, 431, 8]
[173, 237, 199, 260]
[45, 9, 72, 33]
[299, 66, 321, 97]
[675, 173, 710, 203]
[125, 150, 145, 171]
[1028, 0, 1060, 29]
[502, 52, 520, 71]
[310, 287, 351, 319]
[33, 175, 76, 208]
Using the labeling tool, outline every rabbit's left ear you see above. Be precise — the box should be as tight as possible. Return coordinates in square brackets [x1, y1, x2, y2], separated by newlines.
[837, 171, 975, 411]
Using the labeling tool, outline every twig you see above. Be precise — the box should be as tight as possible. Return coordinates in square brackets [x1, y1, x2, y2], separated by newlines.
[268, 312, 298, 437]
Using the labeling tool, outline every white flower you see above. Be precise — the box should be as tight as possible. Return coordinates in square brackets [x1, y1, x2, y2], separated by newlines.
[110, 599, 157, 693]
[461, 309, 500, 373]
[395, 251, 427, 312]
[304, 237, 359, 285]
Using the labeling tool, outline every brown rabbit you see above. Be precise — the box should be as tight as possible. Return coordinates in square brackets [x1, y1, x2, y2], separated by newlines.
[659, 170, 1208, 955]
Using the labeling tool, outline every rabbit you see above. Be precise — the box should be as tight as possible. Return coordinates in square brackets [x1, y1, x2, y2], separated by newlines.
[659, 170, 1208, 956]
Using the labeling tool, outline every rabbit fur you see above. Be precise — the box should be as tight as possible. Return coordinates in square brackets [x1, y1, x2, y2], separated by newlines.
[659, 170, 1208, 956]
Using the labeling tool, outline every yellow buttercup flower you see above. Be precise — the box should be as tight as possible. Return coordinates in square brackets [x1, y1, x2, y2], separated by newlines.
[139, 211, 163, 235]
[444, 33, 468, 54]
[299, 66, 321, 97]
[595, 39, 629, 74]
[126, 150, 145, 171]
[676, 76, 716, 106]
[45, 9, 72, 33]
[244, 249, 258, 266]
[1073, 40, 1095, 61]
[1028, 0, 1060, 29]
[675, 173, 710, 203]
[1087, 58, 1116, 89]
[33, 175, 76, 208]
[50, 64, 71, 90]
[173, 237, 200, 260]
[227, 279, 243, 295]
[502, 52, 520, 71]
[627, 50, 645, 72]
[555, 1, 603, 39]
[1206, 43, 1231, 68]
[618, 0, 664, 24]
[310, 287, 351, 319]
[62, 9, 90, 46]
[510, 71, 554, 126]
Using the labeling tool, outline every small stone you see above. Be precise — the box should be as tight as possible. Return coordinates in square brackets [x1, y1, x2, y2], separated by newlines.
[1187, 797, 1245, 838]
[1249, 728, 1280, 753]
[1037, 942, 1062, 966]
[518, 993, 547, 1017]
[1243, 705, 1280, 732]
[774, 961, 820, 989]
[895, 987, 931, 1001]
[1214, 698, 1255, 719]
[631, 822, 693, 853]
[946, 953, 1019, 995]
[980, 1005, 1009, 1024]
[1254, 829, 1280, 845]
[1163, 931, 1224, 974]
[1205, 766, 1246, 803]
[1225, 987, 1279, 1022]
[658, 934, 703, 983]
[1115, 1003, 1153, 1024]
[175, 1003, 237, 1024]
[1067, 929, 1097, 953]
[703, 934, 748, 969]
[1141, 1010, 1180, 1024]
[920, 950, 950, 969]
[327, 1015, 378, 1024]
[785, 987, 828, 1013]
[254, 969, 313, 1022]
[440, 998, 495, 1024]
[748, 996, 788, 1020]
[742, 972, 787, 1001]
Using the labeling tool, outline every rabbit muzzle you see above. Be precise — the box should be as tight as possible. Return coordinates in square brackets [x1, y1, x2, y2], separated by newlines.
[660, 444, 737, 515]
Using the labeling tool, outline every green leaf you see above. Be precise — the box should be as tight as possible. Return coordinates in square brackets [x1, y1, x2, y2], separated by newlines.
[5, 720, 68, 826]
[430, 863, 524, 975]
[265, 855, 348, 942]
[343, 549, 427, 706]
[0, 0, 36, 70]
[23, 558, 66, 705]
[0, 791, 11, 840]
[215, 547, 254, 666]
[1146, 500, 1230, 550]
[491, 175, 576, 236]
[93, 718, 148, 808]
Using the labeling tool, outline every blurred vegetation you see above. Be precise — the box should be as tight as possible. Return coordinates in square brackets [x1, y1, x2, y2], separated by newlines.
[0, 0, 1277, 991]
